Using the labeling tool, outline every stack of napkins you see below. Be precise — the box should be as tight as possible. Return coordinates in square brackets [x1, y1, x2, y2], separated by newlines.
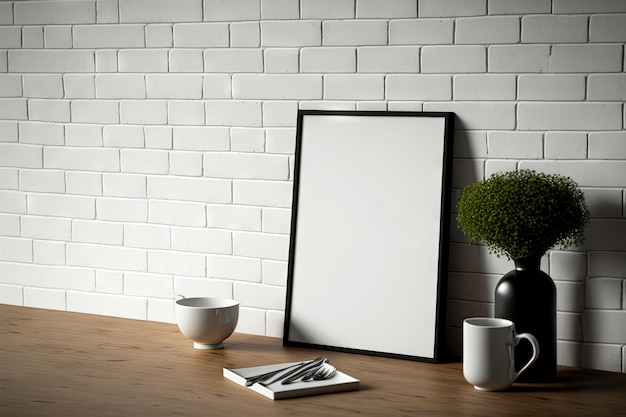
[223, 361, 359, 400]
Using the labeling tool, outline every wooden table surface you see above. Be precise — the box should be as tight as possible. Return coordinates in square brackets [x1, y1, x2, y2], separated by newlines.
[1, 305, 626, 417]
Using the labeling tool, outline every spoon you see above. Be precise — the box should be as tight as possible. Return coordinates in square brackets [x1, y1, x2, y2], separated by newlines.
[302, 363, 336, 382]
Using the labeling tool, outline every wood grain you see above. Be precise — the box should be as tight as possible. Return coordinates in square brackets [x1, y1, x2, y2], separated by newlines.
[1, 305, 625, 416]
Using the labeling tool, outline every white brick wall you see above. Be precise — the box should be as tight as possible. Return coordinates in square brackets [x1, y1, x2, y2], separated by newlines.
[0, 0, 625, 374]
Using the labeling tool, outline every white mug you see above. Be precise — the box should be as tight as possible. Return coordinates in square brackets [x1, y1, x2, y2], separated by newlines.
[463, 317, 539, 391]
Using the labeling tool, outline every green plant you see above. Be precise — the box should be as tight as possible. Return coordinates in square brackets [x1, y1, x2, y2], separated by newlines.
[456, 169, 590, 260]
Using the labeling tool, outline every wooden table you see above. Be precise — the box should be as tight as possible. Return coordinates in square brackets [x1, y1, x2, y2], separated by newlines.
[2, 305, 626, 416]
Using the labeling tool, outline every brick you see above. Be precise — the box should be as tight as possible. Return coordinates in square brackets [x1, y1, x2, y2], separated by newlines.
[0, 167, 18, 189]
[0, 237, 32, 263]
[44, 147, 120, 172]
[324, 74, 384, 100]
[589, 132, 626, 160]
[0, 99, 27, 120]
[454, 74, 515, 100]
[263, 48, 299, 74]
[583, 188, 623, 218]
[63, 74, 95, 99]
[19, 169, 65, 193]
[486, 131, 542, 159]
[389, 19, 454, 45]
[95, 50, 117, 72]
[425, 102, 515, 130]
[231, 22, 260, 47]
[300, 47, 356, 73]
[585, 277, 622, 309]
[0, 27, 20, 48]
[97, 0, 118, 24]
[419, 0, 486, 17]
[68, 243, 146, 272]
[589, 252, 626, 278]
[19, 122, 65, 146]
[237, 307, 265, 335]
[66, 172, 102, 196]
[24, 287, 66, 310]
[583, 310, 626, 344]
[518, 74, 585, 101]
[15, 1, 95, 24]
[488, 45, 550, 73]
[521, 15, 588, 43]
[65, 124, 103, 147]
[124, 272, 174, 299]
[585, 220, 626, 251]
[145, 126, 172, 149]
[203, 74, 232, 98]
[169, 49, 203, 73]
[95, 74, 146, 99]
[121, 149, 169, 174]
[233, 180, 292, 208]
[422, 46, 486, 73]
[103, 125, 144, 148]
[28, 193, 95, 219]
[96, 270, 123, 294]
[488, 0, 551, 14]
[28, 99, 70, 123]
[518, 102, 622, 131]
[0, 121, 18, 142]
[555, 281, 584, 312]
[0, 262, 95, 291]
[0, 3, 13, 24]
[582, 343, 622, 373]
[119, 50, 168, 73]
[205, 0, 260, 21]
[44, 26, 73, 48]
[230, 128, 265, 153]
[322, 20, 387, 46]
[120, 100, 167, 125]
[22, 26, 44, 48]
[67, 291, 147, 320]
[71, 100, 119, 124]
[234, 281, 286, 310]
[0, 214, 20, 236]
[148, 250, 205, 277]
[169, 101, 205, 126]
[262, 208, 291, 234]
[120, 0, 202, 23]
[554, 0, 626, 13]
[233, 74, 322, 100]
[590, 14, 626, 42]
[301, 0, 353, 18]
[170, 151, 203, 176]
[357, 0, 416, 17]
[146, 24, 173, 47]
[96, 197, 148, 222]
[358, 46, 419, 73]
[22, 74, 62, 98]
[261, 0, 299, 19]
[146, 74, 202, 99]
[262, 260, 288, 286]
[171, 227, 231, 254]
[265, 128, 296, 154]
[148, 176, 231, 203]
[544, 132, 587, 160]
[173, 23, 229, 47]
[124, 223, 171, 250]
[173, 126, 230, 151]
[204, 48, 263, 73]
[263, 102, 298, 127]
[73, 25, 145, 48]
[174, 276, 233, 300]
[456, 16, 520, 44]
[0, 75, 21, 97]
[549, 44, 623, 73]
[205, 100, 262, 127]
[207, 204, 262, 231]
[33, 240, 66, 265]
[73, 220, 124, 245]
[207, 254, 261, 282]
[233, 231, 289, 261]
[148, 199, 207, 227]
[203, 153, 288, 180]
[556, 312, 582, 342]
[102, 173, 146, 198]
[519, 161, 626, 188]
[588, 74, 626, 101]
[261, 21, 321, 47]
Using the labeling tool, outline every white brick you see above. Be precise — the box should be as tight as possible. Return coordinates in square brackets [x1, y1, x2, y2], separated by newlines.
[63, 74, 95, 99]
[488, 45, 550, 73]
[67, 291, 147, 320]
[518, 102, 622, 131]
[73, 25, 145, 48]
[97, 0, 118, 24]
[322, 20, 387, 46]
[148, 176, 231, 203]
[145, 126, 172, 149]
[205, 100, 262, 127]
[95, 50, 118, 72]
[66, 171, 102, 196]
[589, 132, 626, 159]
[0, 167, 18, 189]
[0, 214, 20, 236]
[96, 270, 124, 294]
[96, 197, 148, 222]
[300, 47, 355, 73]
[519, 161, 626, 188]
[0, 27, 20, 48]
[73, 220, 124, 245]
[28, 99, 70, 123]
[585, 277, 622, 309]
[234, 281, 286, 310]
[102, 126, 141, 149]
[456, 16, 519, 44]
[120, 100, 168, 125]
[266, 310, 284, 338]
[263, 102, 297, 128]
[120, 0, 202, 23]
[173, 23, 229, 47]
[207, 254, 261, 282]
[118, 50, 168, 73]
[266, 128, 296, 154]
[170, 151, 203, 176]
[174, 277, 233, 300]
[237, 307, 265, 335]
[124, 223, 171, 250]
[19, 169, 65, 193]
[263, 48, 299, 74]
[485, 160, 517, 180]
[23, 26, 44, 49]
[261, 21, 321, 47]
[590, 14, 626, 42]
[146, 24, 173, 47]
[0, 236, 33, 263]
[169, 49, 203, 73]
[203, 74, 232, 98]
[299, 101, 356, 111]
[0, 121, 18, 143]
[521, 15, 588, 43]
[583, 188, 622, 218]
[231, 21, 260, 47]
[147, 250, 205, 277]
[173, 126, 230, 151]
[518, 74, 586, 101]
[148, 299, 175, 323]
[24, 287, 66, 310]
[28, 193, 95, 219]
[545, 131, 588, 159]
[0, 75, 22, 97]
[588, 74, 626, 101]
[389, 19, 453, 45]
[549, 251, 587, 282]
[171, 227, 231, 254]
[488, 0, 551, 14]
[261, 0, 299, 19]
[358, 46, 419, 73]
[554, 0, 626, 14]
[233, 180, 292, 208]
[556, 312, 582, 342]
[203, 153, 289, 180]
[230, 128, 265, 152]
[33, 240, 66, 265]
[262, 259, 288, 286]
[419, 0, 486, 17]
[120, 149, 169, 174]
[207, 204, 262, 231]
[425, 102, 515, 130]
[0, 262, 95, 291]
[487, 131, 543, 158]
[300, 0, 352, 18]
[324, 74, 384, 100]
[205, 0, 260, 21]
[0, 3, 13, 25]
[44, 25, 72, 48]
[148, 199, 206, 227]
[233, 231, 289, 261]
[68, 243, 147, 272]
[15, 1, 95, 24]
[555, 281, 584, 312]
[19, 122, 64, 146]
[23, 74, 62, 98]
[549, 44, 623, 73]
[262, 208, 291, 234]
[454, 74, 515, 100]
[71, 100, 119, 124]
[585, 220, 626, 251]
[357, 0, 416, 18]
[589, 252, 626, 278]
[0, 99, 26, 120]
[582, 343, 622, 373]
[124, 272, 174, 299]
[583, 310, 626, 343]
[233, 74, 322, 100]
[146, 74, 202, 99]
[44, 147, 119, 172]
[422, 46, 486, 73]
[204, 48, 263, 73]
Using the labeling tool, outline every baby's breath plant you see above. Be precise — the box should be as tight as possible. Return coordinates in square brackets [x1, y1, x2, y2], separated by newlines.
[456, 170, 590, 260]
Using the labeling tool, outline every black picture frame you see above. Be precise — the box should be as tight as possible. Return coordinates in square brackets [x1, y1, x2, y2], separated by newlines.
[283, 110, 455, 362]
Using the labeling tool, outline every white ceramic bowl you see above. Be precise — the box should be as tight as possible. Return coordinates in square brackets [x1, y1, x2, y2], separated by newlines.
[175, 297, 239, 350]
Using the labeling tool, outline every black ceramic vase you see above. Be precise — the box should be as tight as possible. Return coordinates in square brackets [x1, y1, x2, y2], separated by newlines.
[494, 257, 556, 382]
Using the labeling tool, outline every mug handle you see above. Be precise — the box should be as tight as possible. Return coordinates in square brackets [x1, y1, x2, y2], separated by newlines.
[513, 332, 540, 381]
